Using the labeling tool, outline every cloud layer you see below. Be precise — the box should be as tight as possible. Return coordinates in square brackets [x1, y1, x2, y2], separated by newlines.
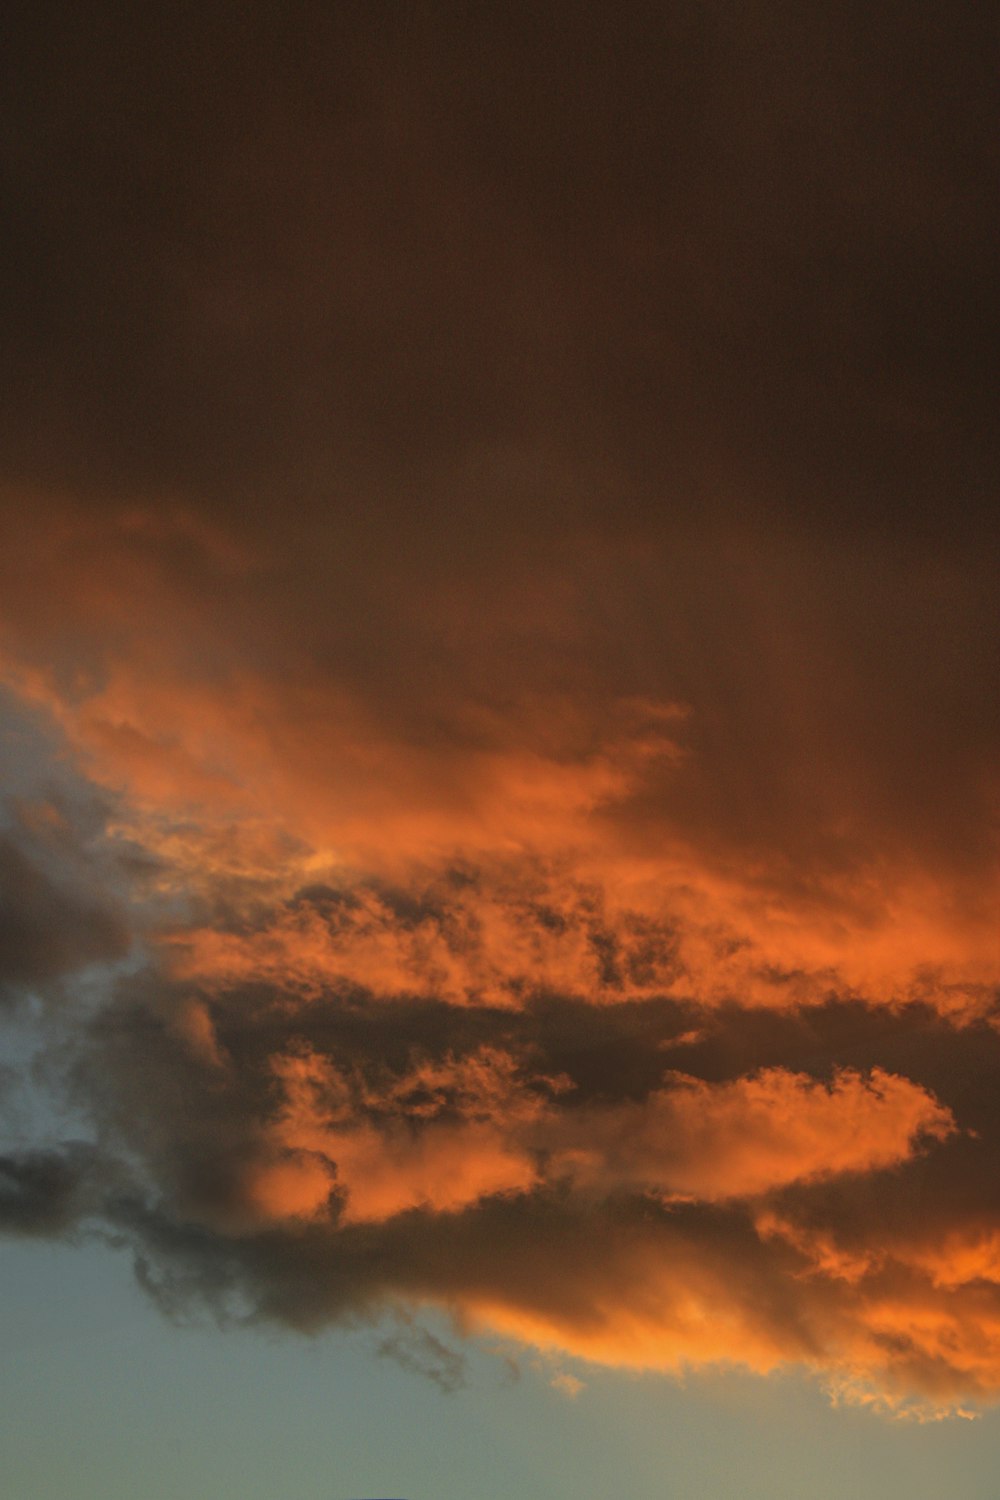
[0, 0, 997, 1418]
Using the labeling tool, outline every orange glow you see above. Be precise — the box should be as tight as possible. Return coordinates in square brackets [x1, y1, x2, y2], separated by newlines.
[248, 1155, 337, 1222]
[544, 1068, 953, 1202]
[0, 495, 997, 1412]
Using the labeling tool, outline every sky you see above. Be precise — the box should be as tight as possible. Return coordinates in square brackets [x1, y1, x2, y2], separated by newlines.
[0, 3, 998, 1497]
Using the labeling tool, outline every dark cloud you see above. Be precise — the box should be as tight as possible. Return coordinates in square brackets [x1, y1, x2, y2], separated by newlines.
[0, 1142, 108, 1236]
[0, 937, 994, 1411]
[376, 1315, 467, 1394]
[0, 832, 129, 1001]
[1, 3, 995, 535]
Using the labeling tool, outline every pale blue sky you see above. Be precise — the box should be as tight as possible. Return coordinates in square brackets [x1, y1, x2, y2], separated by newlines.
[3, 1236, 999, 1500]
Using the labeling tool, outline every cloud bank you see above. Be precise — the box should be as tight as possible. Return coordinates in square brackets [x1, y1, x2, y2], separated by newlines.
[0, 0, 997, 1419]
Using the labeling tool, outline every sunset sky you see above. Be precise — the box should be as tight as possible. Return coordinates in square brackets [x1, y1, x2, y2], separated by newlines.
[1, 4, 998, 1497]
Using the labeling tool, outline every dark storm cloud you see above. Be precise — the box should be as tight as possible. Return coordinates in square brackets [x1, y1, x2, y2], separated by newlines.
[1, 0, 997, 894]
[1, 1, 996, 536]
[0, 831, 129, 1001]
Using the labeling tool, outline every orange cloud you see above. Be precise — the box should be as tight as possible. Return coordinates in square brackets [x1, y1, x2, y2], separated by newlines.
[0, 496, 997, 1416]
[543, 1067, 953, 1203]
[0, 499, 995, 1024]
[264, 1047, 547, 1223]
[239, 1048, 948, 1230]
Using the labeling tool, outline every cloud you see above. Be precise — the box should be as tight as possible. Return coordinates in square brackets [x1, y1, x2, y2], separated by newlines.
[376, 1313, 467, 1394]
[1, 644, 992, 1019]
[0, 1143, 110, 1236]
[0, 828, 129, 1004]
[0, 0, 997, 1420]
[0, 677, 993, 1410]
[539, 1067, 953, 1203]
[3, 947, 992, 1413]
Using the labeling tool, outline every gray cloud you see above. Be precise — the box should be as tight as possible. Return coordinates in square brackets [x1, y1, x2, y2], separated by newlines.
[0, 1142, 110, 1236]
